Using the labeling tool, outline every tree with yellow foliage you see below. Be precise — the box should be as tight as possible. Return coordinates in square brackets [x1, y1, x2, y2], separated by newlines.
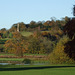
[48, 35, 75, 64]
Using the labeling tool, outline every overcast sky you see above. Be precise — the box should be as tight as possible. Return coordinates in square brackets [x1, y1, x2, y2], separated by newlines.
[0, 0, 75, 29]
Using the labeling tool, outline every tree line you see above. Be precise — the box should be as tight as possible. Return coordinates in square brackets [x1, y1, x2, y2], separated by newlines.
[0, 16, 75, 63]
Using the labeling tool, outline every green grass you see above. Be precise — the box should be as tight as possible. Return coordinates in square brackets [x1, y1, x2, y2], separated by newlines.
[23, 53, 48, 56]
[20, 31, 33, 37]
[0, 58, 49, 64]
[0, 53, 15, 56]
[0, 64, 75, 75]
[0, 53, 47, 56]
[0, 53, 48, 63]
[0, 58, 24, 61]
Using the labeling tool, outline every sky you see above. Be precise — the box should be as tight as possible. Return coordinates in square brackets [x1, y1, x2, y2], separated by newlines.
[0, 0, 75, 29]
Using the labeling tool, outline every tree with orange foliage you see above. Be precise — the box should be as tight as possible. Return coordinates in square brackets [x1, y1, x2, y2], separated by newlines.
[4, 32, 27, 57]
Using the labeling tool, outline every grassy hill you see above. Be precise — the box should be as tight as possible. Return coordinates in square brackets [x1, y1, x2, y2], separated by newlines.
[20, 31, 33, 37]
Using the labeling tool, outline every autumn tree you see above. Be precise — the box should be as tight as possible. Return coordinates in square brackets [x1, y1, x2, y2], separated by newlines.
[4, 32, 26, 57]
[62, 16, 70, 24]
[9, 26, 17, 32]
[28, 34, 55, 54]
[29, 21, 37, 28]
[28, 37, 41, 54]
[48, 35, 74, 64]
[18, 22, 26, 31]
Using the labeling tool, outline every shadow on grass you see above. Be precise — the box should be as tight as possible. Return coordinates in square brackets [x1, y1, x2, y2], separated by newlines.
[0, 65, 75, 71]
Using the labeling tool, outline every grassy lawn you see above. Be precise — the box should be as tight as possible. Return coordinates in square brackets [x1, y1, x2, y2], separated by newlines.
[20, 31, 33, 37]
[0, 64, 75, 75]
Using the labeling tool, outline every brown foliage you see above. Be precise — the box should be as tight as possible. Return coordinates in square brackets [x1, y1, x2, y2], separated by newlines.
[4, 33, 27, 57]
[64, 18, 75, 60]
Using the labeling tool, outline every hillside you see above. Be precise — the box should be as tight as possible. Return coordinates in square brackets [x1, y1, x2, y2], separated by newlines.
[20, 31, 33, 37]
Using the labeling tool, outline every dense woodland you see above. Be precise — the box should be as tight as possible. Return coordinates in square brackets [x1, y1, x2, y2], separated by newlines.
[0, 16, 75, 63]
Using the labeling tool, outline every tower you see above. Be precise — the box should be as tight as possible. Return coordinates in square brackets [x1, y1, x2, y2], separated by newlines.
[17, 23, 19, 32]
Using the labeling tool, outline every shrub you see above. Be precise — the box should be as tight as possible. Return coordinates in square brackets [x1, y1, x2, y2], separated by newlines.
[22, 59, 31, 64]
[0, 45, 4, 52]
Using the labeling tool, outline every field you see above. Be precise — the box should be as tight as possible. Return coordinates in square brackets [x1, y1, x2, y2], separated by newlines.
[0, 64, 75, 75]
[0, 53, 48, 64]
[0, 32, 75, 75]
[0, 54, 74, 75]
[20, 31, 33, 37]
